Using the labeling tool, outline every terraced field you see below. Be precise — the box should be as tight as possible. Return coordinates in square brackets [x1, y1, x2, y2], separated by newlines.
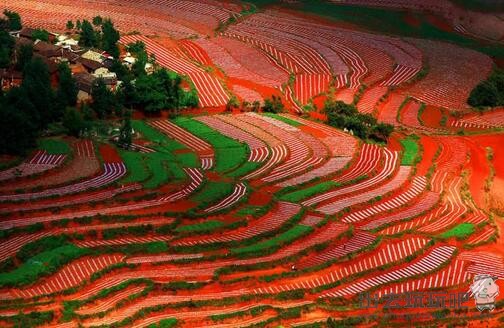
[1, 0, 504, 327]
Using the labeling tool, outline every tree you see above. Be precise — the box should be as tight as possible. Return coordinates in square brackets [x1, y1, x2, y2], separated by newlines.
[56, 62, 78, 107]
[468, 81, 499, 107]
[252, 100, 261, 112]
[21, 57, 56, 127]
[3, 10, 22, 31]
[90, 78, 115, 118]
[181, 87, 199, 109]
[127, 41, 146, 55]
[0, 104, 38, 155]
[133, 73, 166, 113]
[15, 43, 33, 71]
[0, 30, 15, 68]
[0, 86, 39, 155]
[92, 16, 103, 26]
[4, 86, 40, 126]
[262, 95, 284, 113]
[118, 109, 132, 145]
[467, 69, 504, 108]
[371, 122, 394, 142]
[66, 20, 74, 30]
[226, 95, 240, 112]
[110, 59, 130, 81]
[101, 19, 120, 58]
[62, 107, 85, 137]
[76, 19, 81, 30]
[32, 29, 50, 42]
[79, 20, 97, 47]
[132, 48, 148, 77]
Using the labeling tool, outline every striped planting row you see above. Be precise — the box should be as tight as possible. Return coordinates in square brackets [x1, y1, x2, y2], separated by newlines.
[0, 169, 201, 230]
[0, 163, 127, 202]
[254, 237, 429, 294]
[171, 201, 300, 246]
[0, 218, 173, 263]
[29, 151, 66, 165]
[75, 139, 95, 158]
[179, 39, 212, 66]
[279, 114, 357, 157]
[321, 245, 456, 297]
[302, 146, 391, 207]
[126, 253, 204, 264]
[243, 145, 287, 180]
[200, 156, 213, 171]
[9, 255, 124, 299]
[379, 205, 445, 235]
[361, 191, 439, 230]
[276, 157, 351, 187]
[296, 231, 377, 270]
[406, 39, 492, 110]
[194, 116, 268, 162]
[0, 231, 52, 263]
[356, 86, 388, 114]
[380, 65, 420, 86]
[0, 151, 66, 182]
[237, 114, 316, 183]
[204, 182, 247, 213]
[76, 284, 147, 316]
[160, 168, 204, 202]
[376, 260, 471, 298]
[2, 183, 142, 213]
[194, 37, 282, 88]
[418, 177, 467, 233]
[467, 226, 496, 246]
[334, 143, 381, 183]
[150, 120, 212, 153]
[284, 85, 304, 113]
[343, 176, 427, 223]
[451, 109, 504, 129]
[231, 84, 263, 103]
[75, 235, 173, 248]
[457, 251, 504, 269]
[293, 73, 331, 104]
[317, 165, 410, 215]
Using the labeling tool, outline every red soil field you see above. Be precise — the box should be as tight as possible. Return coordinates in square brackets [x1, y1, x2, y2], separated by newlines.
[1, 1, 503, 327]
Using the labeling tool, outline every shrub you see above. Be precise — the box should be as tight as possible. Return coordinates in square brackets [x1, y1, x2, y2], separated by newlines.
[468, 69, 504, 108]
[324, 100, 393, 142]
[263, 95, 284, 113]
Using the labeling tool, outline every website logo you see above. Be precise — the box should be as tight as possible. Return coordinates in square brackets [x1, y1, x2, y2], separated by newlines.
[469, 274, 499, 312]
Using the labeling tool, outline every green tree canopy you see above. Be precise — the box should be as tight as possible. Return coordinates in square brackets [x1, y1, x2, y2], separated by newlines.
[263, 95, 284, 113]
[324, 100, 393, 142]
[101, 18, 120, 58]
[3, 10, 22, 31]
[62, 107, 86, 137]
[79, 19, 97, 47]
[56, 62, 78, 108]
[0, 30, 15, 68]
[21, 57, 57, 127]
[468, 69, 504, 108]
[92, 16, 103, 26]
[32, 29, 49, 42]
[118, 109, 132, 145]
[90, 78, 115, 118]
[15, 43, 33, 71]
